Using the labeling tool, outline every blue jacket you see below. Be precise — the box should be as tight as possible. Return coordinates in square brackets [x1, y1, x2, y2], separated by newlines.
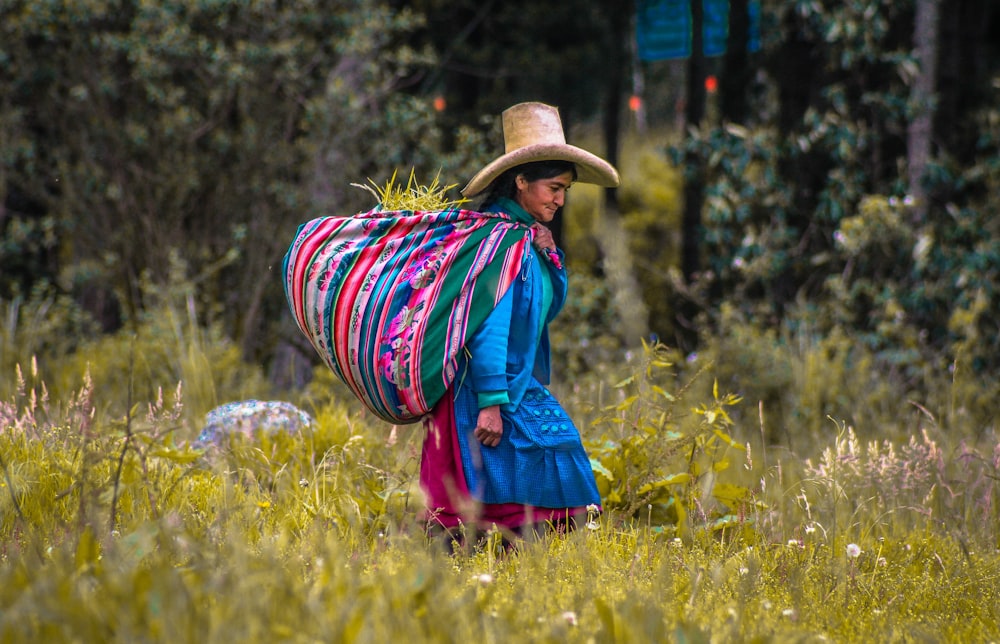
[463, 198, 567, 412]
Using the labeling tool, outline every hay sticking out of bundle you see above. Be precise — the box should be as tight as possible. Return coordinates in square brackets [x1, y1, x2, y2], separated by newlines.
[353, 169, 467, 212]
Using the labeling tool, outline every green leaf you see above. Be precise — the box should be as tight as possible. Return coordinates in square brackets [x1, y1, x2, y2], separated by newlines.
[590, 458, 614, 482]
[712, 428, 745, 450]
[636, 473, 691, 496]
[613, 376, 635, 388]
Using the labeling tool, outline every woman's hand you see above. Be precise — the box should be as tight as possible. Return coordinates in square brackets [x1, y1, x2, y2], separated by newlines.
[531, 223, 562, 269]
[531, 223, 555, 254]
[474, 405, 504, 447]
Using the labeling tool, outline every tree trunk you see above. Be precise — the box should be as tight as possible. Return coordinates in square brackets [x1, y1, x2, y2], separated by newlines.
[935, 0, 992, 165]
[721, 0, 751, 124]
[907, 0, 940, 225]
[682, 0, 706, 282]
[674, 0, 708, 351]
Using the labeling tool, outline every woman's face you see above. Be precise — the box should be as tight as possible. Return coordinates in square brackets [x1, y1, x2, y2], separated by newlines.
[514, 171, 574, 223]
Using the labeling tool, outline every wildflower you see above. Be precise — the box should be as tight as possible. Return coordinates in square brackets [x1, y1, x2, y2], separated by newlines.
[787, 539, 801, 548]
[299, 478, 309, 488]
[804, 524, 816, 535]
[586, 504, 599, 514]
[586, 521, 599, 531]
[846, 543, 862, 558]
[562, 611, 578, 626]
[476, 573, 493, 585]
[738, 567, 749, 576]
[782, 608, 796, 618]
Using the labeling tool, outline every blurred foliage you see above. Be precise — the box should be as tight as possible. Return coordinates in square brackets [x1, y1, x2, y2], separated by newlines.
[386, 0, 623, 124]
[658, 0, 1000, 412]
[0, 0, 482, 363]
[2, 247, 272, 427]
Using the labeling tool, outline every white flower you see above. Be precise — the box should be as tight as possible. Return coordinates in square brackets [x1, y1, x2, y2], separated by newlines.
[846, 543, 862, 558]
[562, 611, 578, 626]
[586, 521, 599, 531]
[476, 573, 494, 585]
[804, 524, 816, 534]
[586, 504, 599, 514]
[782, 608, 796, 618]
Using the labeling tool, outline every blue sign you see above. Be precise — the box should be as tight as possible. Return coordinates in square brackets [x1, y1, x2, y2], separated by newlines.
[636, 0, 761, 62]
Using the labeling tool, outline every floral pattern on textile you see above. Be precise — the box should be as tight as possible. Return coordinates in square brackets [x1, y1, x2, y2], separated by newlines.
[380, 302, 424, 386]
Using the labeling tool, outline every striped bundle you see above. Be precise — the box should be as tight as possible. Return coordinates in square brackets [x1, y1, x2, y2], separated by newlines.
[283, 207, 531, 424]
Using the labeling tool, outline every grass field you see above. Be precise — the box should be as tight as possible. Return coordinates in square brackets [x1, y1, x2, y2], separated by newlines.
[2, 334, 999, 643]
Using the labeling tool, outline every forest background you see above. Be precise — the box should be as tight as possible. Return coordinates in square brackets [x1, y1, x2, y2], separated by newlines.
[3, 0, 1000, 640]
[3, 0, 998, 438]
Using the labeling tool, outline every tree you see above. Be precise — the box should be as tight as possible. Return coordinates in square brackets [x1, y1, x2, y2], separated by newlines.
[0, 0, 442, 372]
[666, 0, 1000, 381]
[720, 0, 753, 124]
[906, 0, 939, 225]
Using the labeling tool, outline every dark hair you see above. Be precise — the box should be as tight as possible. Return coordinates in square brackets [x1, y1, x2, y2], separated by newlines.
[480, 160, 578, 208]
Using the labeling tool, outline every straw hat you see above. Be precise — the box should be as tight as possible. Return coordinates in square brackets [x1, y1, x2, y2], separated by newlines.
[461, 102, 620, 197]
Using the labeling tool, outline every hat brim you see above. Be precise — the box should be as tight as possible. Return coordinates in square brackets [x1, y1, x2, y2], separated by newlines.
[461, 143, 620, 197]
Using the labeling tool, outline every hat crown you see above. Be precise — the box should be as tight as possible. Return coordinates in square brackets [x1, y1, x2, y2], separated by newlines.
[460, 101, 619, 197]
[502, 102, 567, 153]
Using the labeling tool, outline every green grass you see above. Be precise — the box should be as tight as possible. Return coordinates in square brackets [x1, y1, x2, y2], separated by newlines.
[2, 323, 999, 641]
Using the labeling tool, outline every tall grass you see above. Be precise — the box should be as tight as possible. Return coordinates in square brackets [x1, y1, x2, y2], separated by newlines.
[2, 339, 999, 641]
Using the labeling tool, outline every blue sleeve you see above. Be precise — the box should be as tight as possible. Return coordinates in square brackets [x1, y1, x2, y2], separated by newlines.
[467, 286, 513, 407]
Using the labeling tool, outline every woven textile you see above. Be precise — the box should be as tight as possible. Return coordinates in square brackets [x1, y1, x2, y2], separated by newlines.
[283, 207, 532, 424]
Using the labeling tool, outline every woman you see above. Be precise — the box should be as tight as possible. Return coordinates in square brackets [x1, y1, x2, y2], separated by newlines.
[420, 102, 620, 540]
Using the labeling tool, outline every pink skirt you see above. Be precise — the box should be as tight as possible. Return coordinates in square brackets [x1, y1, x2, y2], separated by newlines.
[419, 388, 590, 531]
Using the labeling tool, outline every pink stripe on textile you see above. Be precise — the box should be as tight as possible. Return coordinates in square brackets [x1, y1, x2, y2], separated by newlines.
[362, 228, 426, 415]
[420, 388, 590, 531]
[334, 220, 400, 396]
[288, 217, 343, 332]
